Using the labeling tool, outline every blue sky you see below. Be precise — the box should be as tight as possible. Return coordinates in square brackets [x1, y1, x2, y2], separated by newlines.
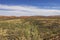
[0, 0, 60, 16]
[0, 0, 60, 8]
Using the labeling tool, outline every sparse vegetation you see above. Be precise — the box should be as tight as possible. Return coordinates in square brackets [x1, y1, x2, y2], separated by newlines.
[0, 16, 60, 40]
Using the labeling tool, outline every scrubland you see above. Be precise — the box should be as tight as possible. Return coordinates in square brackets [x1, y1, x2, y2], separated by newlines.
[0, 16, 60, 40]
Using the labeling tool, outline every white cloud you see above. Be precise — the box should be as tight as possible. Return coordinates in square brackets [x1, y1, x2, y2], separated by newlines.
[0, 4, 60, 16]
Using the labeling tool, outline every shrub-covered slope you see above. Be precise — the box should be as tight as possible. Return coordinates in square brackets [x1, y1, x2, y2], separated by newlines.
[0, 16, 60, 40]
